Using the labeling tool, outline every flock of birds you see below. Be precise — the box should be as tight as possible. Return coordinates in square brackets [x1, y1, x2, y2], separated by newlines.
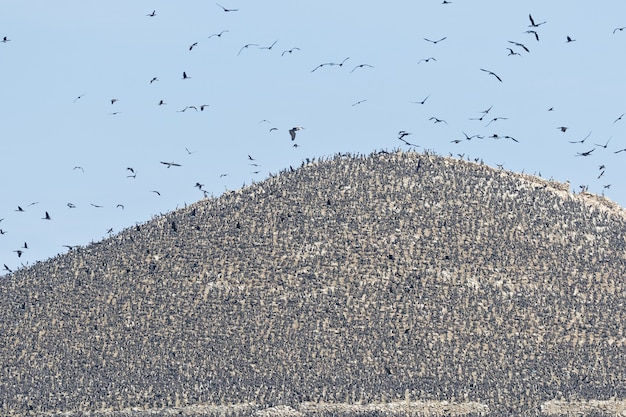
[1, 3, 625, 275]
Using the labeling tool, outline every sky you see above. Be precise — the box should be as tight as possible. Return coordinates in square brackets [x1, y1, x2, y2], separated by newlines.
[1, 1, 626, 275]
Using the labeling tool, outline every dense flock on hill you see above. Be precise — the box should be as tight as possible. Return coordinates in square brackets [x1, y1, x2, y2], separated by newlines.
[0, 151, 625, 416]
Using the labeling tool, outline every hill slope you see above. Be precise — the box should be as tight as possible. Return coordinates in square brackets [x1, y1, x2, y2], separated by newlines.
[1, 151, 626, 416]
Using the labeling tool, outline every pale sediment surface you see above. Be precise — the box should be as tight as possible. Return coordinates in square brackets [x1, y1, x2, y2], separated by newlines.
[1, 151, 625, 416]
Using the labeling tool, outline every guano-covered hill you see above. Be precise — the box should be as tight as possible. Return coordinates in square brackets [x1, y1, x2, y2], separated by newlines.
[1, 151, 625, 417]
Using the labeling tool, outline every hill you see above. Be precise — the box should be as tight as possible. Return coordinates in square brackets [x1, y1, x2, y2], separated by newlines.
[1, 150, 625, 416]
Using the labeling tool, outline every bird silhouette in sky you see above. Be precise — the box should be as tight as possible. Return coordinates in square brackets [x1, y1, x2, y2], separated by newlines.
[43, 211, 51, 220]
[216, 3, 238, 12]
[161, 161, 182, 168]
[208, 30, 229, 39]
[411, 95, 429, 105]
[508, 40, 529, 52]
[238, 44, 259, 56]
[417, 57, 437, 64]
[289, 127, 304, 141]
[566, 36, 576, 43]
[146, 10, 156, 17]
[480, 68, 502, 82]
[281, 47, 300, 56]
[182, 71, 191, 80]
[259, 40, 278, 50]
[424, 37, 447, 44]
[350, 64, 374, 73]
[528, 14, 546, 27]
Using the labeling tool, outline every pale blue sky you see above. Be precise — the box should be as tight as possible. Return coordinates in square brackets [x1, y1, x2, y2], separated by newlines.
[1, 1, 625, 274]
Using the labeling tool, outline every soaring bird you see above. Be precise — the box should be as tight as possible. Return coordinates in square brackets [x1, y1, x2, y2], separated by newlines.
[110, 98, 118, 105]
[576, 148, 595, 157]
[238, 43, 259, 56]
[350, 64, 374, 73]
[1, 36, 10, 43]
[289, 127, 304, 141]
[161, 161, 182, 168]
[613, 113, 624, 123]
[525, 30, 540, 41]
[150, 77, 159, 84]
[566, 36, 576, 42]
[146, 10, 156, 17]
[259, 40, 278, 50]
[528, 14, 546, 27]
[507, 48, 521, 56]
[557, 126, 569, 132]
[182, 71, 191, 80]
[189, 42, 198, 51]
[614, 27, 626, 34]
[43, 211, 51, 220]
[281, 47, 300, 56]
[208, 30, 229, 39]
[216, 3, 238, 12]
[424, 37, 447, 44]
[411, 95, 429, 105]
[417, 57, 437, 64]
[480, 68, 502, 82]
[508, 40, 529, 52]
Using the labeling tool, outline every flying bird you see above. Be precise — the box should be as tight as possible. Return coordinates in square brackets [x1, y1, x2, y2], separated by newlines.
[566, 36, 576, 42]
[216, 3, 238, 12]
[73, 93, 86, 103]
[613, 27, 626, 34]
[158, 100, 166, 106]
[238, 43, 259, 56]
[258, 40, 278, 50]
[485, 117, 508, 127]
[508, 40, 529, 52]
[528, 14, 546, 27]
[281, 47, 300, 56]
[208, 30, 229, 39]
[1, 36, 10, 43]
[151, 191, 161, 196]
[3, 264, 11, 273]
[182, 71, 191, 80]
[613, 113, 624, 123]
[506, 48, 521, 56]
[525, 30, 540, 41]
[110, 98, 118, 105]
[150, 77, 159, 84]
[351, 99, 367, 106]
[595, 138, 611, 148]
[569, 131, 592, 144]
[480, 68, 502, 82]
[576, 148, 595, 157]
[189, 42, 198, 51]
[418, 57, 437, 64]
[161, 161, 182, 168]
[289, 127, 304, 141]
[424, 37, 447, 44]
[350, 64, 374, 73]
[411, 95, 430, 105]
[146, 10, 156, 17]
[43, 211, 51, 220]
[557, 126, 568, 132]
[199, 104, 210, 111]
[429, 117, 448, 124]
